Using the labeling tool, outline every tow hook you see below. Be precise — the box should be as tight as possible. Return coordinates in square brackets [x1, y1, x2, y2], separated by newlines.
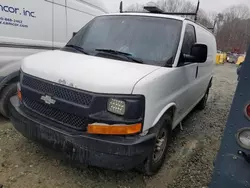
[238, 150, 250, 163]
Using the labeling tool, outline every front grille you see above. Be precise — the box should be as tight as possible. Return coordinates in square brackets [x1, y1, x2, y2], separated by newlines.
[23, 97, 88, 130]
[22, 74, 93, 106]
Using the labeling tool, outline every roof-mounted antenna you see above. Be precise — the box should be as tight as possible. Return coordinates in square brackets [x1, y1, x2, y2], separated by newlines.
[208, 17, 218, 33]
[120, 1, 123, 13]
[194, 0, 200, 21]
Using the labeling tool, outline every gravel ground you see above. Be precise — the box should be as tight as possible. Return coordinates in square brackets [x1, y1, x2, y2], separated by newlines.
[0, 64, 237, 188]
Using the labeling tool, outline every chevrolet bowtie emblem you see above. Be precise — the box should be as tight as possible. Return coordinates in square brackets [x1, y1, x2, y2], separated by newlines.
[40, 95, 56, 105]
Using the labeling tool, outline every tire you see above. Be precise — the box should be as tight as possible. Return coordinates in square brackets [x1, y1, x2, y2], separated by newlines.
[196, 89, 209, 110]
[138, 114, 172, 176]
[0, 83, 17, 118]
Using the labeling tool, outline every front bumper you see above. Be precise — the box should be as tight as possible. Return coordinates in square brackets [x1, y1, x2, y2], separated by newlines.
[9, 96, 155, 170]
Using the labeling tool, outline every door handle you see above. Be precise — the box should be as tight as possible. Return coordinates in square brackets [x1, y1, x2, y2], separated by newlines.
[195, 66, 199, 78]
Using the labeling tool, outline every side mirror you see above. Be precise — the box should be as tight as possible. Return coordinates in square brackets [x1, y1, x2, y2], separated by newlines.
[190, 43, 208, 63]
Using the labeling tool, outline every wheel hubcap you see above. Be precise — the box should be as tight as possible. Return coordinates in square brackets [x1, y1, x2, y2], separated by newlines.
[153, 129, 167, 162]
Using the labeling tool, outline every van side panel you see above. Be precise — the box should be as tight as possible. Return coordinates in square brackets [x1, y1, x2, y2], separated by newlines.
[193, 22, 216, 99]
[0, 0, 107, 77]
[0, 0, 53, 47]
[53, 1, 67, 48]
[0, 0, 53, 70]
[66, 0, 105, 40]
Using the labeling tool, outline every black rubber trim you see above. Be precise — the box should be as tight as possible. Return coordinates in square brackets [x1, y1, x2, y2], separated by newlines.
[0, 77, 4, 86]
[209, 77, 213, 88]
[0, 71, 19, 91]
[9, 96, 155, 170]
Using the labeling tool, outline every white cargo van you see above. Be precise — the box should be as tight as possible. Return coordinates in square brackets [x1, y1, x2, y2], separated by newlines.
[9, 9, 216, 175]
[0, 0, 107, 117]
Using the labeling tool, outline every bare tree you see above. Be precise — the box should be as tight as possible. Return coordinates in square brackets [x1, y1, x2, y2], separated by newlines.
[125, 0, 250, 53]
[126, 3, 143, 11]
[216, 4, 250, 52]
[126, 0, 212, 27]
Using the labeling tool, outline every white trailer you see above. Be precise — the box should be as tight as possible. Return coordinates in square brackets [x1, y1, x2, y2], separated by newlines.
[0, 0, 107, 117]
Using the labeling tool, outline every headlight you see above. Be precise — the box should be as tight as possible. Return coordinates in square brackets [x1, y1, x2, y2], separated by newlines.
[107, 98, 126, 115]
[237, 128, 250, 149]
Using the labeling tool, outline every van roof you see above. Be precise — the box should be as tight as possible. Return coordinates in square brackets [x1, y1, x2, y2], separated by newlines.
[105, 12, 186, 21]
[104, 13, 213, 34]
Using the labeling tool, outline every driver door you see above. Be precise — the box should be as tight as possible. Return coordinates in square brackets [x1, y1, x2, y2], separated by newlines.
[177, 24, 199, 116]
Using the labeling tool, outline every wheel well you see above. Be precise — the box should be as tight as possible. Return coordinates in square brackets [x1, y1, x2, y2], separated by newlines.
[8, 76, 19, 84]
[150, 106, 176, 134]
[161, 106, 175, 132]
[160, 106, 176, 130]
[208, 77, 213, 89]
[153, 104, 176, 128]
[166, 106, 176, 121]
[0, 76, 19, 95]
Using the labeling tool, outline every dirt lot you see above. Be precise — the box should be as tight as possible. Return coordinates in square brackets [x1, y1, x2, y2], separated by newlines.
[0, 64, 238, 188]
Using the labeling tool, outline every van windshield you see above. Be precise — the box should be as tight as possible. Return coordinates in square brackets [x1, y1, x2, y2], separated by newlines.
[66, 15, 182, 66]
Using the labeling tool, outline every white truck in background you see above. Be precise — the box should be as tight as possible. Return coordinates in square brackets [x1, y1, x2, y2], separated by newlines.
[0, 0, 107, 117]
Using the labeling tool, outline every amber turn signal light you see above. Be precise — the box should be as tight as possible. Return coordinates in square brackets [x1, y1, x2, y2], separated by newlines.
[87, 123, 142, 135]
[17, 88, 22, 101]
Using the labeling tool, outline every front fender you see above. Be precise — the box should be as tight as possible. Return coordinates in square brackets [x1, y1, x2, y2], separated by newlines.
[152, 103, 176, 127]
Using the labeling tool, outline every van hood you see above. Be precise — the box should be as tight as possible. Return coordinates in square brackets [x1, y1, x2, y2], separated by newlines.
[21, 50, 160, 94]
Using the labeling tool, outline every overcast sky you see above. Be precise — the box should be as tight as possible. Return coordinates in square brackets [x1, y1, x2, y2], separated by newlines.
[106, 0, 250, 13]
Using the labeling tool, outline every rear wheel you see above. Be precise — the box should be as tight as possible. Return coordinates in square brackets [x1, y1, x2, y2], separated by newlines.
[138, 115, 172, 176]
[0, 83, 17, 118]
[196, 89, 209, 110]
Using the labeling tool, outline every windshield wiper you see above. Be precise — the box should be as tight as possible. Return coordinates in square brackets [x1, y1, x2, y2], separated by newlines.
[65, 44, 89, 55]
[96, 49, 132, 56]
[95, 49, 144, 64]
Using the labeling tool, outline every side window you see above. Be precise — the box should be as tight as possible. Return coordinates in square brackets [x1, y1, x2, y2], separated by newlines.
[181, 24, 196, 55]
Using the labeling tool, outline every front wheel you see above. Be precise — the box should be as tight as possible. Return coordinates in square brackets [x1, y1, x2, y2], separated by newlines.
[0, 83, 17, 118]
[138, 115, 172, 176]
